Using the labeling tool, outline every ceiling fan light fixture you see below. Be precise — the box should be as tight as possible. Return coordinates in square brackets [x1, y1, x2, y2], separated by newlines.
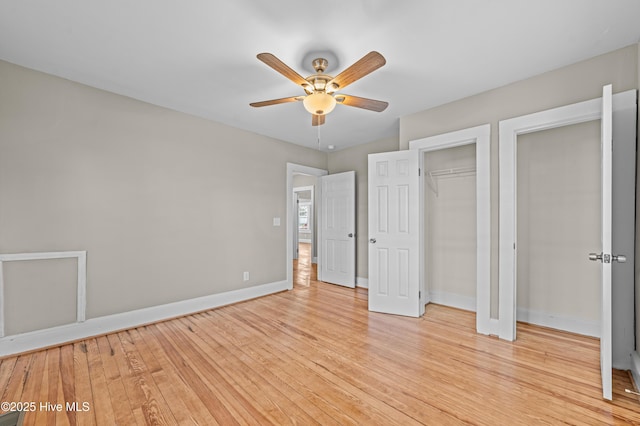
[303, 92, 336, 115]
[252, 51, 387, 125]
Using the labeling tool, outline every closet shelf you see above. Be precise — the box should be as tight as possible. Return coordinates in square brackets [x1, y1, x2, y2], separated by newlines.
[426, 165, 476, 196]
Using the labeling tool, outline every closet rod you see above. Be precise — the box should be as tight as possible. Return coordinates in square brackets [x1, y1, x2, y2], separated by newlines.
[426, 165, 476, 196]
[428, 165, 476, 177]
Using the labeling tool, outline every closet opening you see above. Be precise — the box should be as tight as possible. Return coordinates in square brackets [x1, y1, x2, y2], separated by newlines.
[424, 144, 477, 312]
[516, 121, 601, 336]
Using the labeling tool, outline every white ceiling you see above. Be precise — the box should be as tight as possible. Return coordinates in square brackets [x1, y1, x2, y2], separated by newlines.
[1, 1, 640, 152]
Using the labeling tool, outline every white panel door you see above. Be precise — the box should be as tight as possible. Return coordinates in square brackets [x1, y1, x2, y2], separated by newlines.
[319, 171, 356, 288]
[368, 150, 420, 317]
[596, 84, 613, 400]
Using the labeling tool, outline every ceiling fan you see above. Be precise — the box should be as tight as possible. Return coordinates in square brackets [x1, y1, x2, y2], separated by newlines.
[250, 51, 388, 126]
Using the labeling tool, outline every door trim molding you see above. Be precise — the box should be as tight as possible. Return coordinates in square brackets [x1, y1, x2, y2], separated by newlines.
[497, 90, 636, 341]
[410, 124, 492, 334]
[286, 163, 327, 290]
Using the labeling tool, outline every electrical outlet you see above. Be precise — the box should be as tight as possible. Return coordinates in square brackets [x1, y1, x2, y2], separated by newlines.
[243, 271, 249, 281]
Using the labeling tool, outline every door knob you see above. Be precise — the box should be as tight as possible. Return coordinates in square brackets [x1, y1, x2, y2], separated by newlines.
[613, 254, 627, 263]
[348, 233, 354, 238]
[588, 253, 602, 261]
[369, 238, 376, 244]
[589, 252, 627, 263]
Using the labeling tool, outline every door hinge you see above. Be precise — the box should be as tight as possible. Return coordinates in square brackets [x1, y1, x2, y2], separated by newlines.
[418, 168, 421, 176]
[419, 291, 422, 299]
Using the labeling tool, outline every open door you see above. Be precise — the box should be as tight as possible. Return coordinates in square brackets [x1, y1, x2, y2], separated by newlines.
[319, 171, 356, 288]
[588, 84, 634, 400]
[368, 150, 420, 317]
[498, 86, 636, 400]
[589, 84, 615, 400]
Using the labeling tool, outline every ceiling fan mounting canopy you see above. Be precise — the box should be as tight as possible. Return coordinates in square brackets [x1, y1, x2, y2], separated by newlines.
[250, 51, 388, 126]
[312, 57, 328, 73]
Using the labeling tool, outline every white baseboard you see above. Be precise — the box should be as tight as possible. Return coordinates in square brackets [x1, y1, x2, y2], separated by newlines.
[516, 307, 599, 337]
[312, 257, 317, 264]
[0, 280, 288, 358]
[429, 291, 476, 312]
[630, 351, 640, 391]
[299, 239, 311, 243]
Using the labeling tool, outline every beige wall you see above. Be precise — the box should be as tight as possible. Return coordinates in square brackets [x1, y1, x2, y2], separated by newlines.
[517, 121, 600, 324]
[400, 44, 639, 149]
[327, 136, 398, 281]
[0, 60, 327, 330]
[401, 44, 639, 319]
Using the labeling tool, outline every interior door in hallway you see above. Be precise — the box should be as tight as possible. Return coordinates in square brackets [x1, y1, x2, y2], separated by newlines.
[319, 171, 356, 288]
[368, 150, 420, 317]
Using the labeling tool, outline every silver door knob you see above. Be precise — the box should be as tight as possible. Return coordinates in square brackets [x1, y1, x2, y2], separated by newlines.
[369, 238, 376, 244]
[348, 233, 354, 238]
[613, 254, 627, 263]
[589, 252, 627, 263]
[588, 253, 602, 261]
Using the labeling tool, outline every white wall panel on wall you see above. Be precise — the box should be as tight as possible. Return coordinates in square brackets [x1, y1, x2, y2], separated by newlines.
[3, 258, 77, 335]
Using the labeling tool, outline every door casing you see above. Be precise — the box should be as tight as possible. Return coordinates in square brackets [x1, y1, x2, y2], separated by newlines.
[409, 124, 492, 332]
[286, 163, 327, 290]
[498, 89, 637, 344]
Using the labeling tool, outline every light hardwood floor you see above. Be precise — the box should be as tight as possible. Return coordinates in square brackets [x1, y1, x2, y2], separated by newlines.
[1, 242, 640, 425]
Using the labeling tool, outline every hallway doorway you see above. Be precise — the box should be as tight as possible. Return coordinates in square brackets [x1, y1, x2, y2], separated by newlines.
[293, 242, 315, 287]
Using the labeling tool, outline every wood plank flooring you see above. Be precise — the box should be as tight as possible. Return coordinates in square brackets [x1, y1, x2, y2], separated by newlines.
[1, 242, 639, 425]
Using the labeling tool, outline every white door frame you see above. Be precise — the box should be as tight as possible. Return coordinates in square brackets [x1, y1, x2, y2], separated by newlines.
[409, 124, 493, 333]
[497, 90, 635, 342]
[286, 163, 328, 290]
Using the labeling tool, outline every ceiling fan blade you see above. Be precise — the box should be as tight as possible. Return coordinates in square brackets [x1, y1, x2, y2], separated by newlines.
[327, 51, 386, 90]
[257, 53, 310, 88]
[312, 114, 325, 126]
[335, 95, 388, 112]
[250, 96, 304, 108]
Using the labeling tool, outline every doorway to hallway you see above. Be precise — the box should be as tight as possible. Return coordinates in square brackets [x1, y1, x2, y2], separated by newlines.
[293, 242, 315, 287]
